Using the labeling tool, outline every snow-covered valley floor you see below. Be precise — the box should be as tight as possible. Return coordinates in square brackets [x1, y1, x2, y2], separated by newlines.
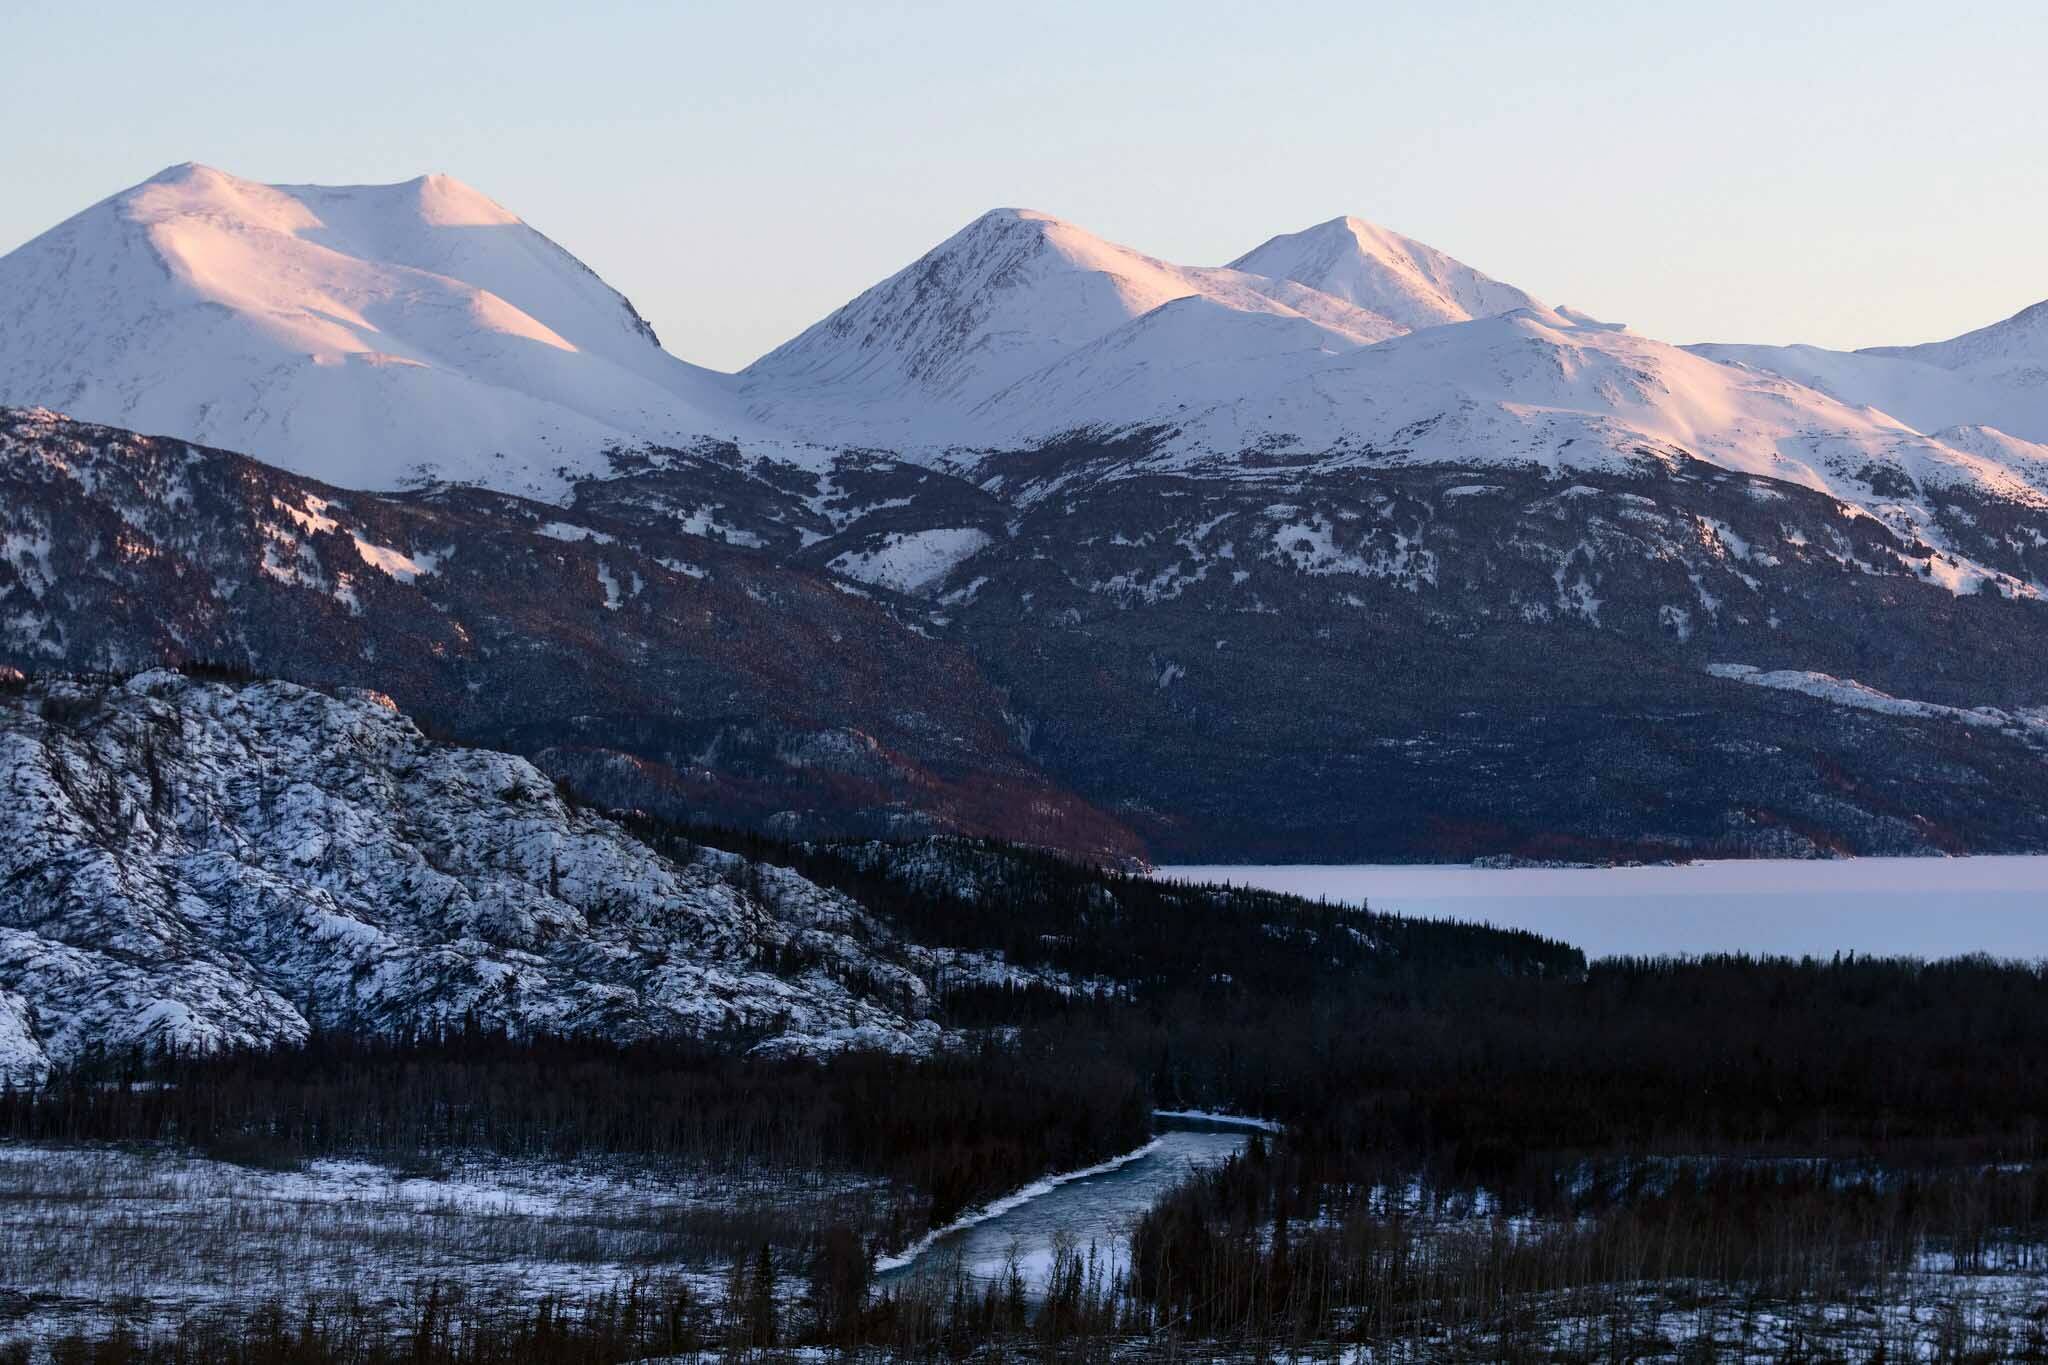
[0, 1143, 880, 1346]
[8, 1139, 2048, 1360]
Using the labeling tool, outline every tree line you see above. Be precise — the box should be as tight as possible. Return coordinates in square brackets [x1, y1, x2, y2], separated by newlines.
[0, 1025, 1149, 1239]
[625, 814, 1587, 998]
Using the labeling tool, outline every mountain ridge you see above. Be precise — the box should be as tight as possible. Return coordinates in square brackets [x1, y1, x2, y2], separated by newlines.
[6, 165, 2045, 518]
[736, 205, 1406, 447]
[1691, 296, 2048, 446]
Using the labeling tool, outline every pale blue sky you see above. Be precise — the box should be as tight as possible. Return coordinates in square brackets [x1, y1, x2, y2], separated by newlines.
[7, 0, 2044, 370]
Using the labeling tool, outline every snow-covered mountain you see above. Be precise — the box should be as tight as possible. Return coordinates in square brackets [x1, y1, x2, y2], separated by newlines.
[8, 166, 2043, 532]
[0, 669, 982, 1084]
[738, 207, 1404, 447]
[0, 164, 750, 497]
[1692, 300, 2048, 446]
[733, 204, 2048, 581]
[1052, 308, 2048, 593]
[9, 169, 2048, 867]
[1226, 215, 1549, 330]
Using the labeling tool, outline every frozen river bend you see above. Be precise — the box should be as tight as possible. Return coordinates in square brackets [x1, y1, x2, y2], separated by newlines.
[1158, 857, 2048, 958]
[880, 1121, 1255, 1288]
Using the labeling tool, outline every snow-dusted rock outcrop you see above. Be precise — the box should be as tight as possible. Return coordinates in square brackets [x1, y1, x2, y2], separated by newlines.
[0, 670, 945, 1085]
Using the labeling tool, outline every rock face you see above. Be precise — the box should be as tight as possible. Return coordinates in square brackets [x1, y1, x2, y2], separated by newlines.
[0, 670, 960, 1086]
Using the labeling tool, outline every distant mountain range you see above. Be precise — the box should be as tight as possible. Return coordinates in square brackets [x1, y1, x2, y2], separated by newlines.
[4, 165, 2047, 862]
[1691, 306, 2048, 453]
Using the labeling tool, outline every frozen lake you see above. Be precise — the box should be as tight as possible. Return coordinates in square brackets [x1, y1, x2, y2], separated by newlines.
[1157, 857, 2048, 959]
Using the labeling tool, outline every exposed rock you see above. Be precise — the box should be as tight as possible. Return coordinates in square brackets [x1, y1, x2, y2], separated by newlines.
[0, 671, 958, 1085]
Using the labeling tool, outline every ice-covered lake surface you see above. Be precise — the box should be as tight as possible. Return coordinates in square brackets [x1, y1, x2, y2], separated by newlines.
[1157, 856, 2048, 958]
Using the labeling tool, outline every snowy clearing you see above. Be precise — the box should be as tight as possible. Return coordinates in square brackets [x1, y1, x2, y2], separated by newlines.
[828, 528, 992, 596]
[0, 1142, 883, 1347]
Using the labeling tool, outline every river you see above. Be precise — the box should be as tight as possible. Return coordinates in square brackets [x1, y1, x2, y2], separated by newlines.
[1157, 857, 2048, 958]
[883, 859, 2048, 1289]
[878, 1118, 1254, 1289]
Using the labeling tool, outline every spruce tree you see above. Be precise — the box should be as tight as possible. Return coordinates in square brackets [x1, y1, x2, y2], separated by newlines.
[747, 1241, 777, 1347]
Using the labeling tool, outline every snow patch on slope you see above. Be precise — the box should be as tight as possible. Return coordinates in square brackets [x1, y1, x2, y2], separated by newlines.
[1707, 664, 2048, 743]
[830, 528, 992, 595]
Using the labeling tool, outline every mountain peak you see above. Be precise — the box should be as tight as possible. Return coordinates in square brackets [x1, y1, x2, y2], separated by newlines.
[146, 160, 226, 184]
[129, 164, 521, 231]
[740, 206, 1212, 422]
[937, 206, 1128, 263]
[740, 204, 1413, 444]
[1229, 215, 1543, 332]
[1308, 213, 1390, 237]
[404, 171, 523, 227]
[972, 206, 1057, 224]
[122, 161, 315, 230]
[0, 165, 742, 495]
[1862, 297, 2048, 371]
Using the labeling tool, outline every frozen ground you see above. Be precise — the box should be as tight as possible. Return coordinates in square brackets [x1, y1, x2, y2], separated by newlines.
[876, 1163, 2048, 1363]
[8, 1139, 2048, 1361]
[1156, 857, 2048, 958]
[1315, 1279, 2048, 1363]
[0, 1143, 881, 1346]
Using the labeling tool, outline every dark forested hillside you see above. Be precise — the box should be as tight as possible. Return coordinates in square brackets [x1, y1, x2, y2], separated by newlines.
[1104, 952, 2048, 1160]
[12, 407, 2048, 866]
[0, 409, 1137, 858]
[626, 819, 1586, 999]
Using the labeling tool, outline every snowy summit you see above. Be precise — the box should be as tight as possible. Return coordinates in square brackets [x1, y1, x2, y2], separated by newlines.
[2, 165, 2046, 535]
[0, 163, 749, 496]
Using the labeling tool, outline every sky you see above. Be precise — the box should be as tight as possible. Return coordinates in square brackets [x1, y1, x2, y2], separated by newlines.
[6, 0, 2044, 372]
